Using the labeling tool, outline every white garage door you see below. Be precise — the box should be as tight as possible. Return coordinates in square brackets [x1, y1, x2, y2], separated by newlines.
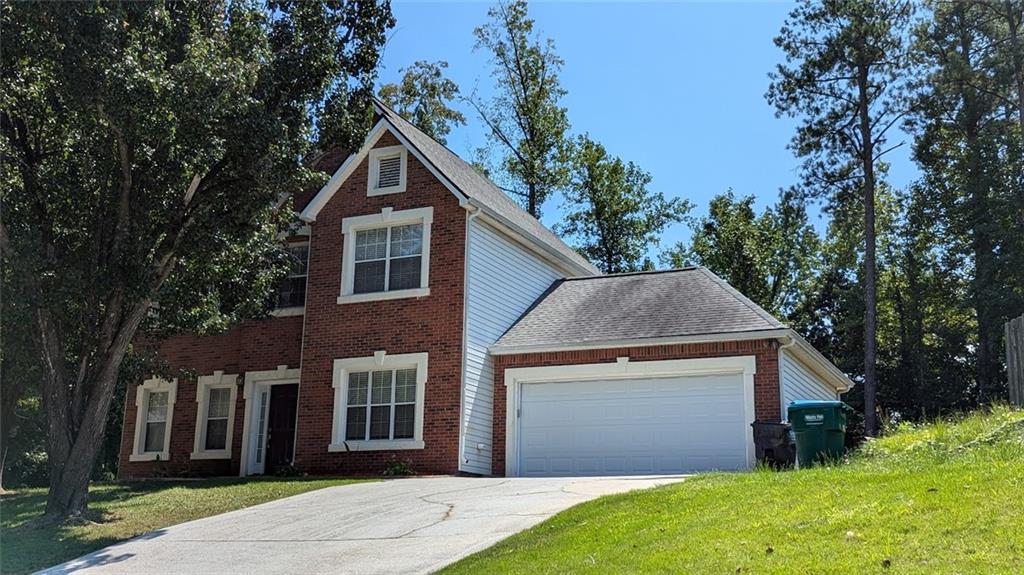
[518, 374, 750, 476]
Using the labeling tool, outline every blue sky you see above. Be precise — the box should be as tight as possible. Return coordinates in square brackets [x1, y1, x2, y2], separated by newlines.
[375, 1, 919, 250]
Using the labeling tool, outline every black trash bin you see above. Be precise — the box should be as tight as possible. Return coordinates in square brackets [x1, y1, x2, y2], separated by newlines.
[750, 420, 795, 468]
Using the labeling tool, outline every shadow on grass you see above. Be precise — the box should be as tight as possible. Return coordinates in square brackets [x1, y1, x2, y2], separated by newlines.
[1, 476, 361, 574]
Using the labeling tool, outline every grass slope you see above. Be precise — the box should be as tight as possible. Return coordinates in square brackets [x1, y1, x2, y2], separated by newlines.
[445, 407, 1024, 574]
[1, 476, 368, 574]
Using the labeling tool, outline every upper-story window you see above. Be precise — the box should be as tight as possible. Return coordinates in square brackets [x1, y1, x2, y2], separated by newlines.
[274, 243, 309, 311]
[367, 145, 407, 196]
[339, 207, 432, 304]
[353, 223, 422, 294]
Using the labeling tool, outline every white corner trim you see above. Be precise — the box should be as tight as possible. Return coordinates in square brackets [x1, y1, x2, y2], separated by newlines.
[367, 145, 408, 196]
[130, 376, 178, 462]
[502, 356, 758, 477]
[238, 366, 301, 476]
[339, 206, 433, 301]
[190, 371, 239, 461]
[328, 352, 428, 452]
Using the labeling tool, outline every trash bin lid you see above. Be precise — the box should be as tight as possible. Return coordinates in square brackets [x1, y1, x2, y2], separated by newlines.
[788, 400, 853, 411]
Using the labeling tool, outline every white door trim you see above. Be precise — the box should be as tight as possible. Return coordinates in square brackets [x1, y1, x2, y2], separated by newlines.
[239, 366, 301, 477]
[503, 355, 758, 477]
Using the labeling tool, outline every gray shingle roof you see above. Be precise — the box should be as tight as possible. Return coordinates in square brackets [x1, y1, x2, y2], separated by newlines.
[492, 267, 786, 351]
[373, 99, 597, 274]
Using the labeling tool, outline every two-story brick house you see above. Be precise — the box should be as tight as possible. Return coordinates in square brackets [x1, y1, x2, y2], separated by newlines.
[119, 100, 851, 479]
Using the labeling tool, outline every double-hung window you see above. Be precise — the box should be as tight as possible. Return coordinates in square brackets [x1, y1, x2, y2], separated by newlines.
[191, 372, 238, 460]
[339, 207, 432, 304]
[144, 393, 169, 452]
[345, 368, 417, 441]
[353, 224, 423, 294]
[130, 377, 177, 462]
[330, 352, 427, 451]
[274, 243, 309, 310]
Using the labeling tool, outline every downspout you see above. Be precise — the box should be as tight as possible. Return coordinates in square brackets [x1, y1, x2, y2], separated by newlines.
[777, 333, 797, 422]
[457, 205, 482, 473]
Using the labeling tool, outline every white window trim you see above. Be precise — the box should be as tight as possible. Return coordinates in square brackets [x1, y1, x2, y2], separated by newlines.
[502, 356, 758, 477]
[130, 377, 178, 462]
[367, 145, 408, 196]
[338, 207, 432, 305]
[190, 371, 239, 460]
[329, 351, 427, 452]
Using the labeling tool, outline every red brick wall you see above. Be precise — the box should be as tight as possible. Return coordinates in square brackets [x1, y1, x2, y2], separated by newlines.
[118, 315, 304, 478]
[490, 339, 781, 476]
[294, 131, 466, 476]
[118, 131, 468, 479]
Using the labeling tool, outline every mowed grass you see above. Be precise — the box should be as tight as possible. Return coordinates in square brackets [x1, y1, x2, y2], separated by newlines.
[445, 407, 1024, 574]
[1, 476, 369, 574]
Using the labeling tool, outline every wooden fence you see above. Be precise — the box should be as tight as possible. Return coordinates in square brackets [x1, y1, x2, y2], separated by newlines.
[1008, 314, 1024, 407]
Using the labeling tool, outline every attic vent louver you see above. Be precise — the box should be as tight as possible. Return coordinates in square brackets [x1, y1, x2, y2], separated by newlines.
[377, 155, 402, 189]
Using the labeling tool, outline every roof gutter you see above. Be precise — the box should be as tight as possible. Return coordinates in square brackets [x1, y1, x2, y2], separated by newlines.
[489, 327, 855, 394]
[489, 328, 792, 356]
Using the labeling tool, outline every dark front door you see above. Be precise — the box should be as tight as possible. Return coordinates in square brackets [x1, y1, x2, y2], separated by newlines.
[265, 384, 298, 472]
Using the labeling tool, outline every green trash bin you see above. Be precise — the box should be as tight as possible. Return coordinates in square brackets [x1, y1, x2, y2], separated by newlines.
[787, 400, 853, 468]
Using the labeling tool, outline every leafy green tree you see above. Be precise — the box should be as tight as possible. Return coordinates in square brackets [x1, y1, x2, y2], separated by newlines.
[767, 0, 914, 435]
[378, 60, 466, 145]
[908, 0, 1024, 402]
[878, 185, 977, 419]
[558, 136, 689, 273]
[0, 1, 393, 521]
[471, 0, 571, 218]
[663, 190, 820, 318]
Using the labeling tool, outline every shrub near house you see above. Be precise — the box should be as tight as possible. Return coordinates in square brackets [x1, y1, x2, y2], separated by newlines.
[120, 100, 853, 480]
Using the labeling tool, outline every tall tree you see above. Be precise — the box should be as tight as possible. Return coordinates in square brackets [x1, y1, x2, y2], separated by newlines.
[0, 1, 393, 521]
[558, 136, 689, 273]
[378, 60, 466, 145]
[663, 190, 820, 318]
[471, 0, 571, 218]
[767, 0, 914, 436]
[908, 0, 1024, 402]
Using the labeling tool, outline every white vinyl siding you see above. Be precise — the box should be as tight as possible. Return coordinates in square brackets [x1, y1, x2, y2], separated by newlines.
[460, 219, 564, 475]
[780, 348, 840, 419]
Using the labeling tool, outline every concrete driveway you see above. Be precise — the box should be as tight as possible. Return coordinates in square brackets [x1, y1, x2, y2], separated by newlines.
[41, 475, 686, 575]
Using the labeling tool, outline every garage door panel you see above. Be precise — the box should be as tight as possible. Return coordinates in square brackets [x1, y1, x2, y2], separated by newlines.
[518, 374, 749, 476]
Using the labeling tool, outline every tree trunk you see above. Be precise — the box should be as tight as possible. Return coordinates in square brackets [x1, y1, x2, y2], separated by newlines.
[37, 298, 150, 521]
[858, 63, 880, 437]
[527, 181, 538, 218]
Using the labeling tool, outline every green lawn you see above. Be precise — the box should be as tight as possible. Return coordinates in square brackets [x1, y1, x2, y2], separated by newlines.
[1, 476, 369, 574]
[445, 407, 1024, 574]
